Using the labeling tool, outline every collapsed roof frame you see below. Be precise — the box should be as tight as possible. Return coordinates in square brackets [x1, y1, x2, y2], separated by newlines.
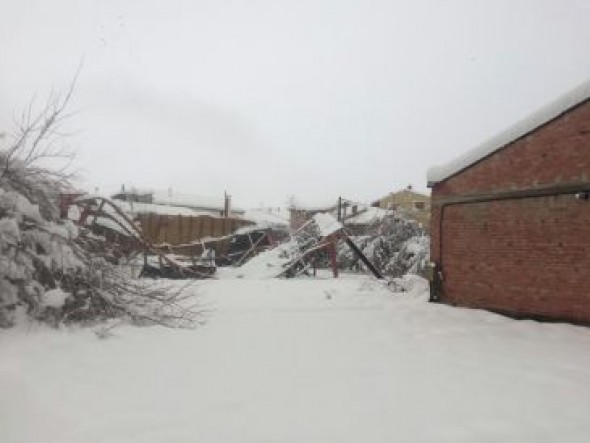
[71, 196, 216, 279]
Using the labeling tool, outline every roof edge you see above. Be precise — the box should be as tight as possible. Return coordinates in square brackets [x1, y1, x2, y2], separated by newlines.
[427, 79, 590, 186]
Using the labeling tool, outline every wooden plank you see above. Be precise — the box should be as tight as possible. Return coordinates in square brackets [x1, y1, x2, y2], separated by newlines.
[212, 217, 223, 238]
[202, 216, 212, 239]
[153, 215, 160, 244]
[171, 215, 178, 245]
[194, 217, 203, 241]
[218, 218, 224, 236]
[158, 216, 167, 244]
[181, 216, 192, 244]
[188, 216, 195, 242]
[174, 215, 182, 245]
[166, 215, 174, 245]
[154, 215, 161, 242]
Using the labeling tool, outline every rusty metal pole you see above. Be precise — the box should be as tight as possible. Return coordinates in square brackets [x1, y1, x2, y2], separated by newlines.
[344, 235, 383, 279]
[326, 240, 339, 278]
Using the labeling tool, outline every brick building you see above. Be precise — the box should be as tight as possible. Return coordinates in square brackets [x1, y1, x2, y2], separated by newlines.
[427, 80, 590, 324]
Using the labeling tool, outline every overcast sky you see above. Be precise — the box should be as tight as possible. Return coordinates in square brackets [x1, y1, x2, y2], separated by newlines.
[1, 0, 589, 208]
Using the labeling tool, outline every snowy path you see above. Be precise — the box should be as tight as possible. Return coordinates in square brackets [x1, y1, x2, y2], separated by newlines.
[2, 274, 590, 442]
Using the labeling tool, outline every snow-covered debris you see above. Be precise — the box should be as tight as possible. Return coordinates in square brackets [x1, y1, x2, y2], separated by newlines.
[231, 215, 333, 279]
[313, 212, 343, 237]
[231, 239, 301, 279]
[338, 213, 428, 278]
[233, 224, 269, 236]
[234, 211, 426, 281]
[427, 78, 590, 185]
[384, 235, 430, 277]
[242, 209, 289, 228]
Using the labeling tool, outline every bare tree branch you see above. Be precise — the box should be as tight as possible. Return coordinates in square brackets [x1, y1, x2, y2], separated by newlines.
[1, 67, 202, 329]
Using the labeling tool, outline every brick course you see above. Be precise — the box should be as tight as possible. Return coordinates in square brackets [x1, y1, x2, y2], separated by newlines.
[430, 99, 590, 324]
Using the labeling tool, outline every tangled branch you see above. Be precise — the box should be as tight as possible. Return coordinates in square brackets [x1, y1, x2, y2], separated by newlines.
[0, 82, 202, 329]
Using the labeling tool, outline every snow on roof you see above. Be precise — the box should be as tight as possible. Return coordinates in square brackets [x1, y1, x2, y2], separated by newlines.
[113, 199, 215, 217]
[151, 190, 228, 211]
[390, 188, 430, 199]
[111, 188, 244, 213]
[291, 198, 339, 211]
[344, 206, 388, 225]
[427, 78, 590, 186]
[242, 209, 289, 228]
[230, 239, 300, 279]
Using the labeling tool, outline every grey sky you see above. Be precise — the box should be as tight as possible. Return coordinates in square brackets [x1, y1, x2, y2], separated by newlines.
[1, 0, 589, 208]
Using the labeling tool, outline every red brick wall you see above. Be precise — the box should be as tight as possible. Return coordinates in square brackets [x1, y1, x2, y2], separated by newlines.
[431, 99, 590, 324]
[434, 100, 590, 198]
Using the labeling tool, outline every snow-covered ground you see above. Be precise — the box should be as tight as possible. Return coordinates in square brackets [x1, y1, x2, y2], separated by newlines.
[2, 273, 590, 443]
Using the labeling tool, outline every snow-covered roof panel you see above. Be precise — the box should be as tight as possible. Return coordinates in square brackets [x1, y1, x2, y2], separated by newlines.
[113, 200, 214, 217]
[427, 79, 590, 186]
[313, 212, 343, 237]
[151, 190, 226, 211]
[111, 188, 244, 213]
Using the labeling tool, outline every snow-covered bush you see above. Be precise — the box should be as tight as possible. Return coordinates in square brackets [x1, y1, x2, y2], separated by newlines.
[338, 213, 430, 278]
[383, 234, 429, 277]
[0, 91, 197, 329]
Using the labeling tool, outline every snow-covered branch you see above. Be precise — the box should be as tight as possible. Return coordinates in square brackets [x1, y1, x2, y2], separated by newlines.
[0, 87, 201, 329]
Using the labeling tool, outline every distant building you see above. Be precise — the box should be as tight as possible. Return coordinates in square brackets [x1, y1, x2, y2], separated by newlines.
[372, 186, 430, 228]
[428, 79, 590, 325]
[111, 186, 245, 217]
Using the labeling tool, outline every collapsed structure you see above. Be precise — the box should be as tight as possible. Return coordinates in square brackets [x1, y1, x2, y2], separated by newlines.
[63, 195, 288, 278]
[64, 195, 389, 282]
